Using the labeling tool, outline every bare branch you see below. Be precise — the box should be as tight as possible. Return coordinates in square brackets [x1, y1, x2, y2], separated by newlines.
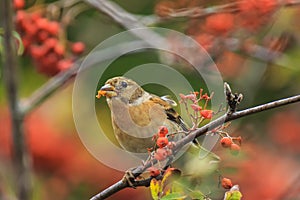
[90, 94, 300, 200]
[0, 0, 32, 199]
[83, 0, 166, 47]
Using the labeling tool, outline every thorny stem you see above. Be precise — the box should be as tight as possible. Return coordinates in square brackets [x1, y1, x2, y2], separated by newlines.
[90, 94, 300, 200]
[0, 0, 32, 199]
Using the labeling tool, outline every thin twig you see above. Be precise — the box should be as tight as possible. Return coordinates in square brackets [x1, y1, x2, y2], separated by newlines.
[0, 0, 32, 199]
[157, 0, 300, 19]
[90, 94, 300, 200]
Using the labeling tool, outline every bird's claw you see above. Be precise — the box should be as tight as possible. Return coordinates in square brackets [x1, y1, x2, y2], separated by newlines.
[122, 170, 136, 188]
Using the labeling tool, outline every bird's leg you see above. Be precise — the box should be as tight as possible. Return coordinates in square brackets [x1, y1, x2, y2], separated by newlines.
[122, 168, 137, 188]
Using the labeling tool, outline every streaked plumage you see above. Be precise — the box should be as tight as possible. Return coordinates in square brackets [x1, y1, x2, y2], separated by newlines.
[99, 76, 188, 153]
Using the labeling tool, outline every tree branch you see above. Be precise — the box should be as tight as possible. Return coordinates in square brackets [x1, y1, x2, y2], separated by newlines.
[0, 0, 32, 199]
[83, 0, 166, 47]
[90, 94, 300, 200]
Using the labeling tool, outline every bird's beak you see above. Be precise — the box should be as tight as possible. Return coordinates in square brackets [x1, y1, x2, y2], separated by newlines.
[100, 84, 115, 91]
[96, 84, 117, 99]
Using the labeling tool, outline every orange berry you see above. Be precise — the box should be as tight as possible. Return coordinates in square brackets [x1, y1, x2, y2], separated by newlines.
[230, 143, 241, 155]
[200, 109, 213, 119]
[221, 178, 233, 189]
[220, 137, 233, 148]
[156, 137, 168, 148]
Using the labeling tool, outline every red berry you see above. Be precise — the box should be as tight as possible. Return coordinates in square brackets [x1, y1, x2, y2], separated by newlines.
[44, 38, 58, 50]
[14, 0, 25, 10]
[30, 12, 42, 22]
[37, 30, 49, 42]
[47, 22, 60, 36]
[154, 148, 168, 161]
[148, 166, 160, 177]
[220, 137, 233, 148]
[191, 104, 202, 111]
[36, 18, 49, 30]
[57, 59, 73, 71]
[201, 93, 210, 100]
[15, 11, 27, 27]
[156, 137, 168, 148]
[71, 42, 85, 55]
[21, 36, 31, 50]
[200, 109, 213, 119]
[221, 178, 233, 189]
[54, 44, 65, 56]
[24, 23, 38, 37]
[205, 13, 234, 35]
[230, 143, 241, 155]
[30, 45, 48, 59]
[158, 126, 168, 137]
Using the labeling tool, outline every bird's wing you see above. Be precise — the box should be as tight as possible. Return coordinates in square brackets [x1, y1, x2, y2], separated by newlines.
[150, 96, 189, 132]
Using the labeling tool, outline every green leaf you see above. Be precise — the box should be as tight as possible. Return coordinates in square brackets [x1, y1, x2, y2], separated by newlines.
[12, 31, 24, 55]
[0, 28, 24, 56]
[160, 192, 187, 200]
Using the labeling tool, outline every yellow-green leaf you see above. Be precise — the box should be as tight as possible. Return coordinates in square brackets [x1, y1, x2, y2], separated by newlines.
[150, 178, 162, 200]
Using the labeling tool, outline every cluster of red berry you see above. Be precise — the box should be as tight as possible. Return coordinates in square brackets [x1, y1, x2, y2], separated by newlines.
[220, 136, 242, 155]
[155, 0, 279, 53]
[14, 0, 85, 76]
[149, 126, 176, 162]
[180, 90, 214, 120]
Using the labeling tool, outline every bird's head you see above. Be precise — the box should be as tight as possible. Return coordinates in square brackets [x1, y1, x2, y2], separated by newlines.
[97, 77, 145, 103]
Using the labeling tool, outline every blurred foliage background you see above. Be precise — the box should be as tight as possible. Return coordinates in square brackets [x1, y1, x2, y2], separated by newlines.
[1, 0, 300, 199]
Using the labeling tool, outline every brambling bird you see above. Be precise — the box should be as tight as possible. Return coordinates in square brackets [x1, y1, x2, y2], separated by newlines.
[97, 76, 189, 153]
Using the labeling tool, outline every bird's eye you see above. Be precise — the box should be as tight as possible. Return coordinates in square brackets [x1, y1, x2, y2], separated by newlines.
[121, 81, 127, 88]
